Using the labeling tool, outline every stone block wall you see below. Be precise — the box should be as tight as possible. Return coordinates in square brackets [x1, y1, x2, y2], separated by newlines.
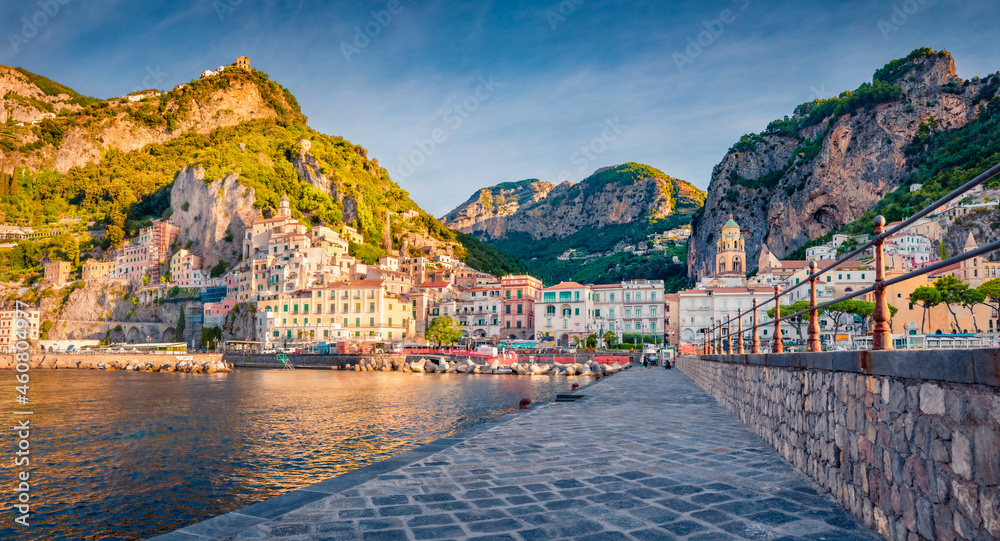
[678, 350, 1000, 541]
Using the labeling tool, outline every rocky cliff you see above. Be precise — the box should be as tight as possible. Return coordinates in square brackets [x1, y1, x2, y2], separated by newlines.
[0, 64, 298, 173]
[170, 167, 260, 271]
[0, 66, 86, 124]
[440, 179, 555, 236]
[38, 281, 186, 341]
[440, 163, 703, 287]
[688, 48, 997, 278]
[442, 163, 704, 240]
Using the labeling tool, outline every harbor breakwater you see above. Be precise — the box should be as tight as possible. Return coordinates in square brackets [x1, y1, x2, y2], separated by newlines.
[225, 352, 634, 376]
[0, 353, 230, 374]
[0, 350, 638, 376]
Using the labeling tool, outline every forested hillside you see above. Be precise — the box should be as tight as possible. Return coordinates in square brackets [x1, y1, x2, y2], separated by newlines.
[0, 64, 524, 281]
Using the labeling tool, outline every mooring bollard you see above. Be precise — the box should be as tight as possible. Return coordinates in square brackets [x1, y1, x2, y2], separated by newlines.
[571, 383, 579, 390]
[518, 398, 531, 410]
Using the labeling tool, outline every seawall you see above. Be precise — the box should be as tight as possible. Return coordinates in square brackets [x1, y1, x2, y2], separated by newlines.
[0, 352, 229, 373]
[677, 350, 1000, 540]
[225, 352, 406, 369]
[223, 352, 642, 370]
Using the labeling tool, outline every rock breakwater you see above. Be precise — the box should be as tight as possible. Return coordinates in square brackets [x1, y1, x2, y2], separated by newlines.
[401, 358, 626, 376]
[0, 353, 231, 374]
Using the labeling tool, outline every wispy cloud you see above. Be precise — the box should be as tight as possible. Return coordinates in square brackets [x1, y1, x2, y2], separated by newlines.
[0, 0, 996, 216]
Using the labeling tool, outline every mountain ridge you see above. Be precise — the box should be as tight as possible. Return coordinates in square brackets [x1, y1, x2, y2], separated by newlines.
[0, 61, 525, 280]
[441, 163, 705, 287]
[688, 47, 999, 278]
[442, 162, 704, 241]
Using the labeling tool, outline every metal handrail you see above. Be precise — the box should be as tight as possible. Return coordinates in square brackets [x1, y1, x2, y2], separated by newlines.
[760, 238, 1000, 330]
[704, 161, 1000, 353]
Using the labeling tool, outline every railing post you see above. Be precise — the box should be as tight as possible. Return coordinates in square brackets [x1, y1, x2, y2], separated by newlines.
[702, 330, 708, 355]
[726, 316, 733, 354]
[737, 317, 744, 354]
[751, 298, 760, 354]
[808, 261, 821, 353]
[773, 285, 783, 353]
[872, 215, 894, 350]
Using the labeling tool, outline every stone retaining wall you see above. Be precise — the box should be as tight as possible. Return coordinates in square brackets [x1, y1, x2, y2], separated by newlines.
[678, 350, 1000, 541]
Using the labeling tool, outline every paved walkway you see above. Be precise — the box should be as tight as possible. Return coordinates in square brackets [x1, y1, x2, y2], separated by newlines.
[153, 368, 879, 541]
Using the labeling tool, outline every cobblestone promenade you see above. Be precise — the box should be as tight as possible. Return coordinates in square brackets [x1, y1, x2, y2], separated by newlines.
[155, 368, 880, 541]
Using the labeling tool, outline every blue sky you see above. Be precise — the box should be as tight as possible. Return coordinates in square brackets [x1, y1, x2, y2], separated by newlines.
[2, 0, 998, 216]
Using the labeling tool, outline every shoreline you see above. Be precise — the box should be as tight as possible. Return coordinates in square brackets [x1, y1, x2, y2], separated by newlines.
[0, 352, 230, 373]
[0, 350, 639, 376]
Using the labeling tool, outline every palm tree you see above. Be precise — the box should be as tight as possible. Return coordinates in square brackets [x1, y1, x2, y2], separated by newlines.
[603, 330, 617, 349]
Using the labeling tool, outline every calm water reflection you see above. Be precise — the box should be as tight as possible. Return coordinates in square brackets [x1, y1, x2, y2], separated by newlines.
[0, 368, 589, 540]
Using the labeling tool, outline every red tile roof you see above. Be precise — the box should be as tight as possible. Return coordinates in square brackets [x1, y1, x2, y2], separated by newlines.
[928, 263, 961, 276]
[316, 279, 386, 289]
[547, 282, 585, 290]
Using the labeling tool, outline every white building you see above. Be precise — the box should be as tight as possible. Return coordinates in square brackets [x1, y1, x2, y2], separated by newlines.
[592, 280, 666, 344]
[456, 286, 502, 341]
[884, 233, 933, 269]
[806, 245, 837, 261]
[534, 282, 595, 347]
[678, 286, 780, 347]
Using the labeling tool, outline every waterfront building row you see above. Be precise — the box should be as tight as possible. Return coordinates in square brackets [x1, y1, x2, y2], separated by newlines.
[674, 217, 1000, 353]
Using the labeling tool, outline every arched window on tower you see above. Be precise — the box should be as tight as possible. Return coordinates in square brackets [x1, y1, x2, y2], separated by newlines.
[733, 257, 742, 274]
[718, 259, 726, 274]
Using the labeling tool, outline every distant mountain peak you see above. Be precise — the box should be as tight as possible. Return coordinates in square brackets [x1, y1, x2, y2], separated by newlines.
[441, 162, 705, 241]
[688, 47, 998, 278]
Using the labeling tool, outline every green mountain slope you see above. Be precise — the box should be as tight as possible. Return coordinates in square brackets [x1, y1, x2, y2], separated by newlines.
[445, 163, 705, 289]
[0, 65, 524, 280]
